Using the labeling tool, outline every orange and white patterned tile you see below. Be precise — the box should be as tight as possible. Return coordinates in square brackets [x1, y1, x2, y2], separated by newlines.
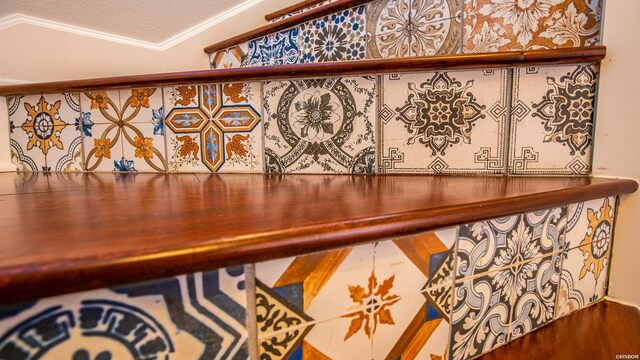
[508, 64, 598, 175]
[209, 43, 249, 69]
[8, 93, 83, 172]
[463, 0, 602, 53]
[82, 88, 166, 173]
[566, 197, 616, 250]
[164, 83, 263, 173]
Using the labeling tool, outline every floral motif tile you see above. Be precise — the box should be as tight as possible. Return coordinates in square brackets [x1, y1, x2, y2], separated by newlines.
[81, 88, 166, 173]
[556, 197, 614, 318]
[255, 243, 374, 330]
[0, 266, 249, 359]
[566, 197, 616, 250]
[366, 0, 462, 58]
[210, 43, 248, 69]
[258, 313, 373, 360]
[509, 64, 598, 175]
[463, 0, 602, 53]
[456, 207, 566, 279]
[263, 77, 376, 173]
[164, 83, 263, 173]
[247, 28, 300, 67]
[299, 6, 367, 63]
[8, 93, 83, 172]
[378, 69, 508, 174]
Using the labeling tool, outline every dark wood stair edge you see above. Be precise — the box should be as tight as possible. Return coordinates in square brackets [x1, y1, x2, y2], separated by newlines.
[478, 300, 640, 359]
[0, 176, 634, 306]
[265, 0, 329, 22]
[204, 0, 373, 54]
[0, 46, 605, 96]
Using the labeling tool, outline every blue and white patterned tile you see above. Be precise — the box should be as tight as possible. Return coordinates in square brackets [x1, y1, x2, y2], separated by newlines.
[8, 93, 82, 172]
[378, 69, 508, 174]
[263, 76, 376, 173]
[247, 28, 300, 67]
[456, 207, 567, 280]
[508, 64, 598, 175]
[299, 6, 367, 63]
[0, 267, 248, 359]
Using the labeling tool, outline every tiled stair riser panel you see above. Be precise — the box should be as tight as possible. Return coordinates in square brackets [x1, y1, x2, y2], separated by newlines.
[0, 197, 616, 359]
[5, 62, 599, 175]
[209, 0, 602, 69]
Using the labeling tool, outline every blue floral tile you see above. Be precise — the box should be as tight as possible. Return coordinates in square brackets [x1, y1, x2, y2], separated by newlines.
[299, 6, 367, 63]
[0, 267, 249, 359]
[247, 28, 300, 67]
[8, 93, 83, 172]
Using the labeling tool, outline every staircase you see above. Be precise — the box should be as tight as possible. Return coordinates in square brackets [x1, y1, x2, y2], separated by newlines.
[0, 1, 637, 359]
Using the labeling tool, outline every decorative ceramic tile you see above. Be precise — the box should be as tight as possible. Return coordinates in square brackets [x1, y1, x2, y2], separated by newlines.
[257, 312, 373, 360]
[509, 64, 598, 175]
[450, 270, 511, 360]
[556, 197, 614, 318]
[8, 93, 83, 172]
[164, 83, 263, 173]
[378, 69, 508, 174]
[0, 267, 248, 359]
[269, 0, 336, 23]
[366, 0, 462, 58]
[566, 197, 616, 250]
[81, 88, 166, 173]
[299, 6, 367, 63]
[263, 77, 376, 173]
[255, 243, 374, 330]
[509, 252, 561, 340]
[463, 0, 602, 53]
[210, 43, 249, 69]
[457, 207, 566, 279]
[247, 28, 300, 67]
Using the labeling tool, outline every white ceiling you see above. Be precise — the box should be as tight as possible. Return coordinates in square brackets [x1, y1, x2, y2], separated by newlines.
[0, 0, 242, 43]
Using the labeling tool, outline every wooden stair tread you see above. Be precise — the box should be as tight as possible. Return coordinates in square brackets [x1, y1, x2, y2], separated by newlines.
[0, 173, 635, 304]
[479, 300, 640, 359]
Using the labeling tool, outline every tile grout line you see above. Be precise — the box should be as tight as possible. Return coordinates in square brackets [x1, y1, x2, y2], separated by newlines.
[502, 68, 514, 175]
[161, 85, 169, 174]
[245, 263, 259, 360]
[553, 204, 569, 319]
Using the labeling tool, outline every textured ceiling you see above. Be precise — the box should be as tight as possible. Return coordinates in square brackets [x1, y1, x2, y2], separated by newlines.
[0, 0, 242, 42]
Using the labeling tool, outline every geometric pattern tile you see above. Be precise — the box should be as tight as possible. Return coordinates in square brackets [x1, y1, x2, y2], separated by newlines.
[556, 197, 616, 318]
[0, 266, 248, 359]
[367, 0, 462, 58]
[299, 6, 367, 63]
[508, 64, 598, 175]
[463, 0, 602, 53]
[81, 88, 167, 173]
[8, 93, 83, 172]
[456, 207, 567, 279]
[268, 0, 336, 23]
[164, 83, 263, 173]
[378, 69, 508, 174]
[263, 77, 376, 173]
[247, 27, 300, 67]
[210, 43, 249, 69]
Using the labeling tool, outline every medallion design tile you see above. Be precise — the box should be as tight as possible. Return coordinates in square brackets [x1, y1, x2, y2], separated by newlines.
[210, 43, 248, 69]
[247, 28, 300, 67]
[556, 197, 615, 318]
[8, 93, 83, 172]
[509, 64, 598, 175]
[81, 89, 166, 173]
[456, 207, 566, 279]
[378, 69, 508, 174]
[263, 77, 376, 173]
[0, 267, 248, 359]
[366, 0, 462, 58]
[463, 0, 602, 53]
[299, 6, 367, 63]
[164, 83, 263, 173]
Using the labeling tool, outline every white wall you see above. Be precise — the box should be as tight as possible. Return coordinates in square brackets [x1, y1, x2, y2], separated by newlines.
[0, 0, 297, 83]
[593, 1, 640, 305]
